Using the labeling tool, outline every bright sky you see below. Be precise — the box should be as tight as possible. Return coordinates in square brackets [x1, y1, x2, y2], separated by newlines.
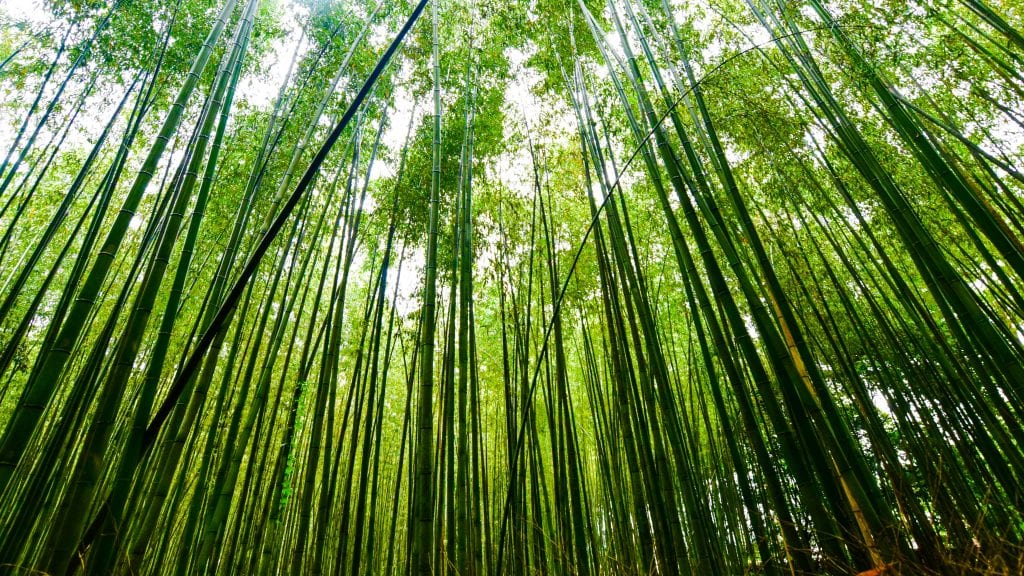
[0, 0, 48, 25]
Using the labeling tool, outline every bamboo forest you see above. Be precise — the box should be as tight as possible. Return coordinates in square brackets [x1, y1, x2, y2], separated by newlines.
[3, 0, 1024, 573]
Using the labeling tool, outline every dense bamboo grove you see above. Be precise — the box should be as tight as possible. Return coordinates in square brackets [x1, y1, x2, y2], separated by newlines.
[0, 0, 1023, 573]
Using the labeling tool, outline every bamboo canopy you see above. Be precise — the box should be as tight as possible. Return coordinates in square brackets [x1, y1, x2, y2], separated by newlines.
[0, 0, 1023, 573]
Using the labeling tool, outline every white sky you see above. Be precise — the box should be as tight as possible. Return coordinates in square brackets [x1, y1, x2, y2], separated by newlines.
[0, 0, 48, 26]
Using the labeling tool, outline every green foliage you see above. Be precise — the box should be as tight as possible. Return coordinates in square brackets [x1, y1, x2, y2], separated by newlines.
[0, 0, 1023, 574]
[279, 380, 308, 508]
